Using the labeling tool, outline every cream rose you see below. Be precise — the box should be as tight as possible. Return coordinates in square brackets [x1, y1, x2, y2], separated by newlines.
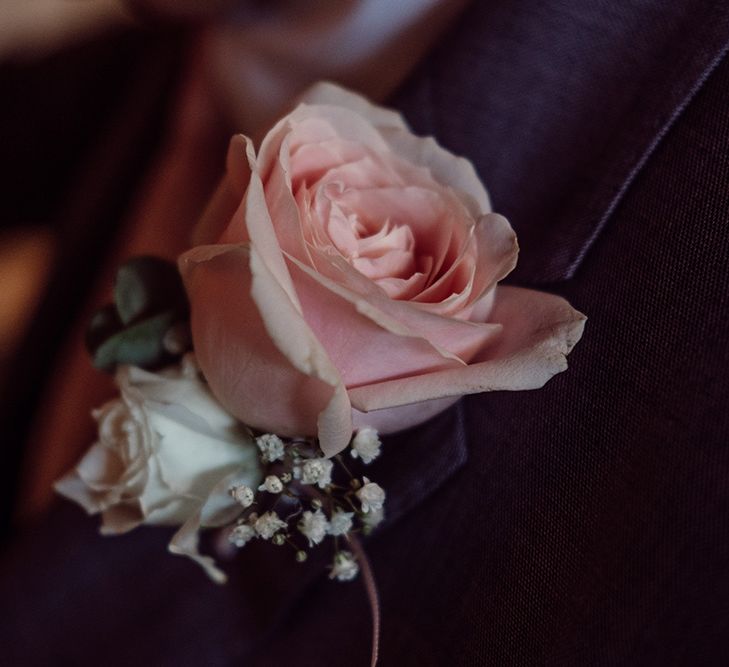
[55, 359, 261, 534]
[179, 83, 586, 457]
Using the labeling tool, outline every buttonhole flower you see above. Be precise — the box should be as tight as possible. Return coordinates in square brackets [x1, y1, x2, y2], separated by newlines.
[179, 82, 587, 458]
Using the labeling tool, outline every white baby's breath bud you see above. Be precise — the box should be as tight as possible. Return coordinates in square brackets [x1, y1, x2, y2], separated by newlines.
[258, 475, 284, 494]
[329, 551, 359, 582]
[362, 506, 385, 534]
[254, 511, 287, 539]
[327, 510, 354, 536]
[297, 458, 334, 489]
[229, 484, 255, 508]
[357, 478, 385, 513]
[256, 433, 286, 463]
[350, 427, 381, 464]
[229, 523, 256, 548]
[296, 550, 308, 563]
[298, 510, 329, 546]
[272, 533, 286, 546]
[280, 472, 292, 484]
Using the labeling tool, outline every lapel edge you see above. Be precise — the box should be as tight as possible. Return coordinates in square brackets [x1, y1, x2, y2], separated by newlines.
[514, 4, 729, 284]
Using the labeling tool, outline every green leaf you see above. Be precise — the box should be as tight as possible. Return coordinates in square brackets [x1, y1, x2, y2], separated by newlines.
[92, 310, 177, 372]
[85, 303, 123, 356]
[114, 256, 188, 326]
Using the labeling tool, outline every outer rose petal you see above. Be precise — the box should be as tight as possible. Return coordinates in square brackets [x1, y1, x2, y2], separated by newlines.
[296, 82, 487, 220]
[192, 134, 252, 246]
[179, 243, 353, 455]
[297, 81, 409, 132]
[348, 286, 586, 429]
[352, 396, 462, 434]
[380, 127, 491, 218]
[218, 134, 304, 312]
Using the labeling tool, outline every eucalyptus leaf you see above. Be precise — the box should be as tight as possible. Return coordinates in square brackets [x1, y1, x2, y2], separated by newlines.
[93, 310, 177, 372]
[114, 256, 188, 326]
[85, 304, 123, 356]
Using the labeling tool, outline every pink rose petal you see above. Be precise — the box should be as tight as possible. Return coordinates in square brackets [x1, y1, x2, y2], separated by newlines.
[347, 286, 586, 424]
[179, 243, 352, 454]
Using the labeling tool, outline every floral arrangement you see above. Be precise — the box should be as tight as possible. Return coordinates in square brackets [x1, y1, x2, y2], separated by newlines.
[56, 83, 585, 589]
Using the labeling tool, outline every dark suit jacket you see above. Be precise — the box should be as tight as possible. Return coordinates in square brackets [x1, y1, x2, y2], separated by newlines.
[2, 1, 729, 664]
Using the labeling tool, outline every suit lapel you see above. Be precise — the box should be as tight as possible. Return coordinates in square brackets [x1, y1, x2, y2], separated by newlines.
[523, 1, 729, 283]
[393, 0, 729, 284]
[232, 0, 729, 653]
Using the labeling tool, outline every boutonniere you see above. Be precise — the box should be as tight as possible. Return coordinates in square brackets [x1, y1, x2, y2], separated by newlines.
[57, 82, 585, 662]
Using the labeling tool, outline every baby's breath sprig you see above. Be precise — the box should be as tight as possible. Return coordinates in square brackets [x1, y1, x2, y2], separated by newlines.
[225, 428, 386, 582]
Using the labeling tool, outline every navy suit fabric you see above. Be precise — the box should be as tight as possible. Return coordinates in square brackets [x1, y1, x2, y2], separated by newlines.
[2, 1, 729, 664]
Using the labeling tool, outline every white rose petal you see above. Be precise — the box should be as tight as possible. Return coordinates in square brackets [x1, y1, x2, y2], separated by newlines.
[55, 362, 261, 532]
[54, 360, 263, 583]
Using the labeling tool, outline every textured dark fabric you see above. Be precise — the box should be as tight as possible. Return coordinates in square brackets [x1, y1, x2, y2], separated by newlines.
[392, 0, 729, 284]
[2, 0, 729, 665]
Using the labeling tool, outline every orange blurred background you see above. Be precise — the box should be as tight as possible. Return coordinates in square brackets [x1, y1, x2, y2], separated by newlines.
[0, 0, 468, 539]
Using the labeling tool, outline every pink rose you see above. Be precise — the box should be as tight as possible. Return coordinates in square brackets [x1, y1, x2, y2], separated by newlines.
[179, 83, 586, 456]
